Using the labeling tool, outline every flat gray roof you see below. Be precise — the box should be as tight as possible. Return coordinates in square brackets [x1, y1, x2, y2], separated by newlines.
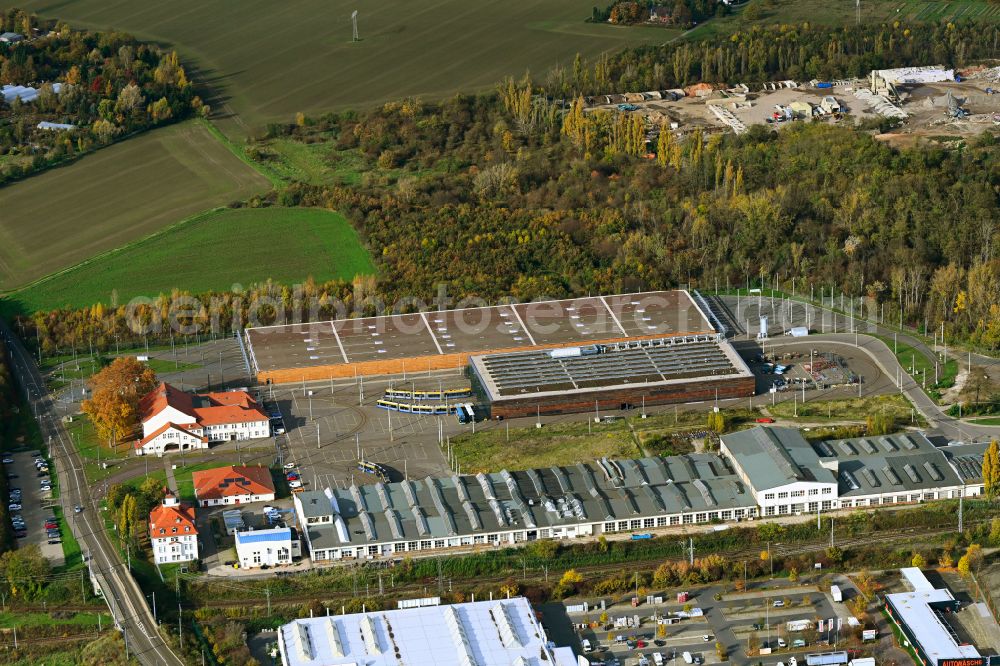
[470, 336, 752, 402]
[722, 427, 837, 490]
[245, 290, 715, 373]
[306, 453, 755, 548]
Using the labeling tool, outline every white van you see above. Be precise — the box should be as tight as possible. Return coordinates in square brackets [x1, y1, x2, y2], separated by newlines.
[682, 652, 693, 664]
[582, 640, 593, 653]
[654, 653, 664, 666]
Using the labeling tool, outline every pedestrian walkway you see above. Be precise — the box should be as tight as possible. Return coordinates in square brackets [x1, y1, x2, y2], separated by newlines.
[164, 460, 178, 494]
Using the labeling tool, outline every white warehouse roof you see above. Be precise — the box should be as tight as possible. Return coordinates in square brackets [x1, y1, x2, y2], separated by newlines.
[277, 596, 577, 666]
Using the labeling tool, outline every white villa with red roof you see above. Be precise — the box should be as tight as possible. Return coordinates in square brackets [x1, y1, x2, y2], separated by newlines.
[149, 491, 199, 564]
[135, 382, 270, 456]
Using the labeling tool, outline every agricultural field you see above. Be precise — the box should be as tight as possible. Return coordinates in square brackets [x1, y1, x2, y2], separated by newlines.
[687, 0, 1000, 40]
[0, 121, 269, 293]
[4, 207, 375, 315]
[9, 0, 674, 135]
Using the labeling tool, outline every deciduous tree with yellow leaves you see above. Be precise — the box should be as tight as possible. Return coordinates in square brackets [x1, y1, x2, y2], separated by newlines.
[82, 357, 157, 448]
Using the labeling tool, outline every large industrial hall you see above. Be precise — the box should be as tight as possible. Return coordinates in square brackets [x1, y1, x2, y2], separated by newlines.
[244, 290, 719, 383]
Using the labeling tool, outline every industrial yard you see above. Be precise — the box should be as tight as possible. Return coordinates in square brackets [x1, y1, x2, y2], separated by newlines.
[587, 66, 1000, 141]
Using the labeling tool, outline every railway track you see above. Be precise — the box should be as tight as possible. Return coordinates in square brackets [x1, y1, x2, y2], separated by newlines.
[186, 519, 984, 609]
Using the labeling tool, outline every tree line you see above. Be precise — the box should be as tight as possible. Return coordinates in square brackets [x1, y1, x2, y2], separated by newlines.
[0, 7, 206, 185]
[7, 19, 1000, 354]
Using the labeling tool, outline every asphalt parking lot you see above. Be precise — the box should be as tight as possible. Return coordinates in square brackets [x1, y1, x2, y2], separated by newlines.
[7, 451, 64, 564]
[552, 579, 850, 666]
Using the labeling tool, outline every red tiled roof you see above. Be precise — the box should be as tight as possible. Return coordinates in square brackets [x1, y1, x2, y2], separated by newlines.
[140, 384, 267, 429]
[149, 501, 197, 538]
[192, 465, 275, 501]
[140, 382, 195, 422]
[192, 405, 269, 426]
[137, 422, 207, 448]
[202, 391, 254, 408]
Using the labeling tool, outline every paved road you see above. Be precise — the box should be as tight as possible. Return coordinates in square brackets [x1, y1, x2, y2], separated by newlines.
[716, 294, 1000, 442]
[0, 323, 187, 666]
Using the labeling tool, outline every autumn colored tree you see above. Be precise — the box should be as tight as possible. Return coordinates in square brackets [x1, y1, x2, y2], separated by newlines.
[911, 552, 926, 568]
[983, 440, 1000, 498]
[82, 356, 157, 447]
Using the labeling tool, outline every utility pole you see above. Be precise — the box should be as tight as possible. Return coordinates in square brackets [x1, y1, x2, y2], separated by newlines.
[688, 537, 694, 565]
[958, 492, 964, 533]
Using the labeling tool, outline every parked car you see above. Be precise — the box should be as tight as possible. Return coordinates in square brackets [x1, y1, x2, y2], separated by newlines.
[283, 462, 297, 470]
[288, 480, 303, 489]
[773, 600, 785, 608]
[47, 539, 61, 545]
[286, 473, 300, 481]
[74, 505, 83, 513]
[702, 635, 713, 642]
[1, 457, 13, 464]
[777, 638, 787, 648]
[8, 503, 20, 511]
[45, 521, 57, 530]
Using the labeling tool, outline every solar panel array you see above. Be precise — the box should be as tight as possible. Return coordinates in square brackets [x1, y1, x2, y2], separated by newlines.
[479, 339, 741, 396]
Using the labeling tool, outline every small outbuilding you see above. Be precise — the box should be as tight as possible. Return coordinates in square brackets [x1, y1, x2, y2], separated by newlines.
[790, 101, 814, 119]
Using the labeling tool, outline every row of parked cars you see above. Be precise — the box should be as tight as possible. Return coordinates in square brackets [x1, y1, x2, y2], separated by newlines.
[6, 451, 54, 540]
[283, 462, 303, 490]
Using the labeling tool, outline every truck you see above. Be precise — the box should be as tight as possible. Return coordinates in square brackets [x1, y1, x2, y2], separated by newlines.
[653, 654, 664, 666]
[581, 639, 593, 653]
[787, 619, 812, 632]
[682, 653, 693, 664]
[830, 585, 843, 602]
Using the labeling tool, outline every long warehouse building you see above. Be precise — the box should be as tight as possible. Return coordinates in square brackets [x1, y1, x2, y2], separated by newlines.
[244, 290, 720, 383]
[470, 335, 754, 418]
[292, 428, 986, 562]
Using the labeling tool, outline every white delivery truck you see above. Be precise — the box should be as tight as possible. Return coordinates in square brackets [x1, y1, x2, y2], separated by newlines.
[830, 585, 843, 602]
[654, 654, 664, 666]
[682, 652, 693, 664]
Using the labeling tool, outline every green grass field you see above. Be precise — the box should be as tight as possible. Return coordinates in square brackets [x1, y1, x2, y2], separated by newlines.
[4, 207, 375, 314]
[0, 121, 269, 292]
[11, 0, 674, 135]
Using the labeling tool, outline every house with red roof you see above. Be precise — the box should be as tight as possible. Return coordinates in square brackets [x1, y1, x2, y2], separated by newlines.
[192, 465, 276, 507]
[135, 383, 270, 456]
[149, 491, 199, 564]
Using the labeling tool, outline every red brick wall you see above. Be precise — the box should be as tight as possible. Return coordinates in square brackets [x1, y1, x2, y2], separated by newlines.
[490, 376, 755, 419]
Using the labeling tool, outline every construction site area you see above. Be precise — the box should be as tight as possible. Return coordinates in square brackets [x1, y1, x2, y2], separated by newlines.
[585, 65, 1000, 142]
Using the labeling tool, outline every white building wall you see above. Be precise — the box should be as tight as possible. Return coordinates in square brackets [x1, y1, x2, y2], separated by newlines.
[236, 537, 294, 568]
[755, 480, 838, 516]
[152, 535, 199, 564]
[199, 491, 276, 508]
[138, 428, 208, 456]
[143, 406, 197, 437]
[202, 420, 270, 442]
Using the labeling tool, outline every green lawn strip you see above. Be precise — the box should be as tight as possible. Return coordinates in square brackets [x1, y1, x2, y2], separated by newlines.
[7, 207, 375, 313]
[871, 334, 958, 392]
[200, 118, 285, 188]
[767, 393, 919, 425]
[51, 505, 83, 571]
[967, 416, 1000, 425]
[0, 610, 110, 629]
[450, 407, 730, 473]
